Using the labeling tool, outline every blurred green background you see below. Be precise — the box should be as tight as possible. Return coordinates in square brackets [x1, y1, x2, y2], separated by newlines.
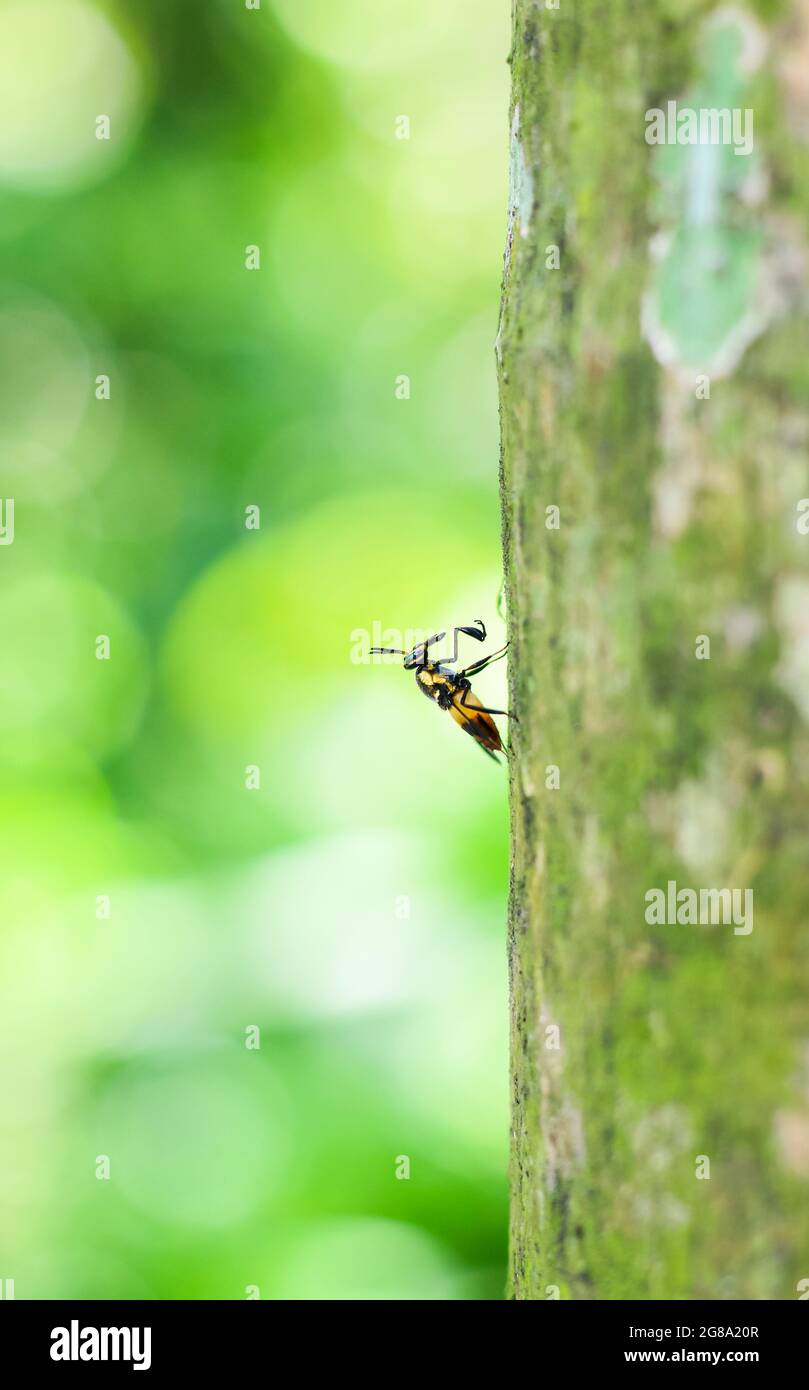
[0, 0, 511, 1298]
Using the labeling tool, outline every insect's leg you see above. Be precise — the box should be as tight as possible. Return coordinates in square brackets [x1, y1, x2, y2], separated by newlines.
[459, 641, 509, 678]
[369, 647, 405, 655]
[457, 682, 518, 721]
[431, 619, 486, 665]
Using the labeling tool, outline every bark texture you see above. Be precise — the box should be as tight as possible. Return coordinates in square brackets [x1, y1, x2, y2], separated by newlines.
[498, 0, 809, 1300]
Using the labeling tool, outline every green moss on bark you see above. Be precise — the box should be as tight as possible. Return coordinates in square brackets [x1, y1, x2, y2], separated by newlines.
[499, 0, 809, 1300]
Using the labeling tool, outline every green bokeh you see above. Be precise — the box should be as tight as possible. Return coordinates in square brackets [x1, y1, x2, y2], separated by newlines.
[0, 0, 510, 1298]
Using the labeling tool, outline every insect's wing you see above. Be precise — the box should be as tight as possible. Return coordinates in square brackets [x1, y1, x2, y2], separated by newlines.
[449, 687, 503, 757]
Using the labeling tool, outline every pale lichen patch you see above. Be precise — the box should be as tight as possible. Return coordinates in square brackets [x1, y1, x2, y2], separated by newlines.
[774, 1109, 809, 1176]
[722, 604, 764, 651]
[631, 1103, 694, 1173]
[774, 576, 809, 721]
[674, 776, 731, 876]
[779, 0, 809, 142]
[641, 9, 774, 379]
[774, 1042, 809, 1177]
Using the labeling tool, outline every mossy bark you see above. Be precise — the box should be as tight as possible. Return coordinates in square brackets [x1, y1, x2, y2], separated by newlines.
[498, 0, 809, 1300]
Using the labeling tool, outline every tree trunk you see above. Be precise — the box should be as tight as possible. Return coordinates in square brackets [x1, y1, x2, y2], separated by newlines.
[498, 0, 809, 1300]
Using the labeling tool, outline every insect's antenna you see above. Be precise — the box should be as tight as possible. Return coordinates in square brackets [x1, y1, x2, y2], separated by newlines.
[369, 647, 405, 655]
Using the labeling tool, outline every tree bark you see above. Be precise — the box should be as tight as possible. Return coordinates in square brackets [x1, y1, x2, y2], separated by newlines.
[498, 0, 809, 1300]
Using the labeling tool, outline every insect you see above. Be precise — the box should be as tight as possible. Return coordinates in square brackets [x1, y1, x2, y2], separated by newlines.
[370, 619, 515, 761]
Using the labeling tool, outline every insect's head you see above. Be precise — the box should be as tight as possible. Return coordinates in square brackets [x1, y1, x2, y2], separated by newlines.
[368, 640, 429, 668]
[369, 643, 417, 667]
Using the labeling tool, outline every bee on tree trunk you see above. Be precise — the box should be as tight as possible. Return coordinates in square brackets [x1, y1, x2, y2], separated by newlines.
[370, 619, 515, 761]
